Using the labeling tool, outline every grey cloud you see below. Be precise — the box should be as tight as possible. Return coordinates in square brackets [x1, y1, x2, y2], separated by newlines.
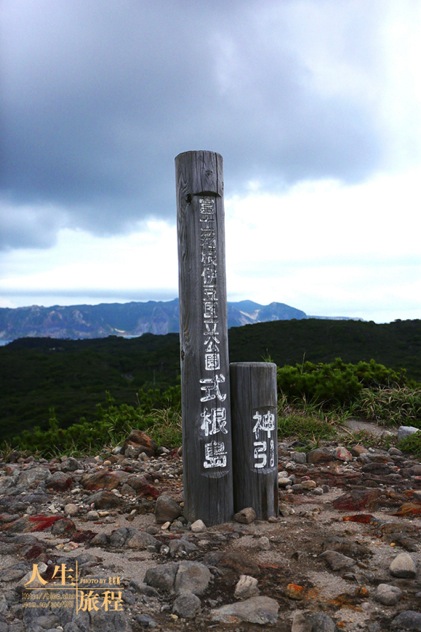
[0, 200, 67, 250]
[1, 0, 385, 248]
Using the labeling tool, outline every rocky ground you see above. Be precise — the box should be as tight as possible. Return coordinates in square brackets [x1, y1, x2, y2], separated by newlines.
[1, 424, 421, 632]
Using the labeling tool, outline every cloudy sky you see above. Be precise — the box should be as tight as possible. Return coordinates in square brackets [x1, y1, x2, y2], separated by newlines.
[1, 0, 420, 323]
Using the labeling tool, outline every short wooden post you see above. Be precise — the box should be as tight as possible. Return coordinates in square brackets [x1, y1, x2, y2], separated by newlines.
[230, 362, 278, 519]
[175, 150, 233, 525]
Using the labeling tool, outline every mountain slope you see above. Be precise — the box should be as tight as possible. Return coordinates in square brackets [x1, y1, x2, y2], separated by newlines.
[0, 299, 307, 342]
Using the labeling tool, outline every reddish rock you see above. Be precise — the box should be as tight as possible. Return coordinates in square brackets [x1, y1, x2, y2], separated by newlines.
[334, 446, 353, 461]
[286, 583, 318, 601]
[136, 481, 160, 500]
[22, 542, 49, 561]
[29, 515, 64, 532]
[393, 502, 421, 517]
[342, 514, 381, 525]
[307, 448, 334, 464]
[349, 444, 368, 457]
[46, 471, 73, 491]
[127, 474, 158, 493]
[81, 469, 128, 491]
[218, 551, 260, 576]
[332, 490, 380, 511]
[51, 517, 77, 536]
[122, 430, 157, 457]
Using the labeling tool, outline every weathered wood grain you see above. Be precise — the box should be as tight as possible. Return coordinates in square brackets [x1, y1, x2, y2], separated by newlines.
[230, 362, 279, 519]
[175, 150, 233, 525]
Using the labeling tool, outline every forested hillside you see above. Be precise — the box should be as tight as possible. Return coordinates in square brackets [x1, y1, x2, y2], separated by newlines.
[1, 318, 420, 442]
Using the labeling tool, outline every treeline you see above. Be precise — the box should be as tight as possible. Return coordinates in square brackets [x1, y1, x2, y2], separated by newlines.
[1, 318, 420, 442]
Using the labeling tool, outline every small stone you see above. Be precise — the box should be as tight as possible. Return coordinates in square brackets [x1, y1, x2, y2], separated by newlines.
[350, 444, 368, 457]
[335, 446, 353, 461]
[191, 519, 206, 533]
[279, 503, 295, 517]
[291, 451, 307, 464]
[234, 507, 256, 524]
[388, 447, 403, 456]
[64, 503, 79, 517]
[86, 510, 100, 520]
[210, 595, 279, 625]
[391, 610, 421, 631]
[398, 426, 420, 441]
[320, 550, 355, 571]
[375, 583, 402, 606]
[308, 613, 337, 631]
[390, 552, 417, 578]
[122, 429, 157, 457]
[253, 536, 268, 551]
[172, 591, 201, 619]
[291, 610, 313, 632]
[87, 490, 124, 509]
[234, 574, 259, 600]
[155, 494, 182, 524]
[278, 476, 292, 487]
[300, 479, 317, 490]
[144, 562, 179, 593]
[174, 561, 211, 596]
[307, 447, 334, 464]
[286, 583, 307, 600]
[332, 489, 380, 511]
[81, 469, 126, 491]
[46, 471, 73, 491]
[135, 614, 158, 628]
[51, 517, 76, 536]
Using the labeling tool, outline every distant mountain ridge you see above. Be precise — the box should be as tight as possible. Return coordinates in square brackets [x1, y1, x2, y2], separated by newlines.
[0, 299, 310, 342]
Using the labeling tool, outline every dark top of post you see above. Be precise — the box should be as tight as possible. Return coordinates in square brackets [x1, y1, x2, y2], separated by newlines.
[175, 151, 224, 197]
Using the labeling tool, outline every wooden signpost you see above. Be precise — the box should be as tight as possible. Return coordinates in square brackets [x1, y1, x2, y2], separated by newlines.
[176, 150, 279, 526]
[230, 362, 279, 520]
[175, 150, 234, 525]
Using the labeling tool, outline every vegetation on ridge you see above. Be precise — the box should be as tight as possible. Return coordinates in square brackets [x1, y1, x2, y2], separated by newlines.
[1, 318, 420, 459]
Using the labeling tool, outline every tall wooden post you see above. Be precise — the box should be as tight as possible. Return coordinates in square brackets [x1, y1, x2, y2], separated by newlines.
[175, 150, 233, 525]
[230, 362, 279, 520]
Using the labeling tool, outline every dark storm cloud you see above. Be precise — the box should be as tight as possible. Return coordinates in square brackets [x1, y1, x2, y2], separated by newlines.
[1, 0, 383, 248]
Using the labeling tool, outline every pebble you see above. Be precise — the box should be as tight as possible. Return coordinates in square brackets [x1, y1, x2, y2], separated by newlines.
[390, 552, 417, 578]
[234, 574, 259, 600]
[172, 591, 201, 619]
[375, 583, 403, 605]
[210, 595, 279, 625]
[320, 550, 356, 571]
[154, 494, 182, 524]
[391, 610, 421, 630]
[190, 519, 206, 533]
[233, 507, 256, 524]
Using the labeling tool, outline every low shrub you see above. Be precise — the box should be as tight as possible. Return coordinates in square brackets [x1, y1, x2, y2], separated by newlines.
[277, 358, 407, 410]
[353, 386, 421, 427]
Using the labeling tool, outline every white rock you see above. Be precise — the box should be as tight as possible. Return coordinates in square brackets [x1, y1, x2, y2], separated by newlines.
[191, 519, 207, 533]
[397, 426, 420, 442]
[390, 552, 417, 578]
[234, 575, 259, 600]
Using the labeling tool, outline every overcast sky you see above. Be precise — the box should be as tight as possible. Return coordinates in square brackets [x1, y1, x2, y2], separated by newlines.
[1, 0, 420, 323]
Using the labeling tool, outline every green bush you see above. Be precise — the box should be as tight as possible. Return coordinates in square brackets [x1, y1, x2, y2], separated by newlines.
[7, 385, 182, 457]
[277, 358, 407, 410]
